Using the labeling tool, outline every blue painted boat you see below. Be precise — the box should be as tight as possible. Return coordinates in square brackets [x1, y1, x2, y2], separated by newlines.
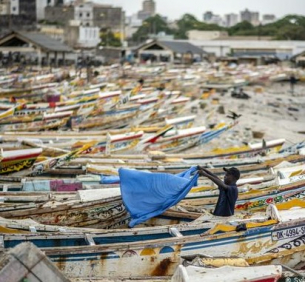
[1, 203, 305, 279]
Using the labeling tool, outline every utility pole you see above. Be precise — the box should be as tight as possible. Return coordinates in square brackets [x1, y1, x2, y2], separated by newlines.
[8, 0, 12, 30]
[120, 10, 125, 46]
[258, 22, 262, 41]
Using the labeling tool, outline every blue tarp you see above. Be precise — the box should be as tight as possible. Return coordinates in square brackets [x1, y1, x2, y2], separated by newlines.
[100, 167, 197, 184]
[119, 167, 199, 227]
[100, 175, 120, 184]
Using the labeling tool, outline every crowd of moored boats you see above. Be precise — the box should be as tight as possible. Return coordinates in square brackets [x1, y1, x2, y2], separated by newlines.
[0, 63, 305, 281]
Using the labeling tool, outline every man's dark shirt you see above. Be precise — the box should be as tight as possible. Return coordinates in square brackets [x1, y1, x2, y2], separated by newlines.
[213, 185, 238, 216]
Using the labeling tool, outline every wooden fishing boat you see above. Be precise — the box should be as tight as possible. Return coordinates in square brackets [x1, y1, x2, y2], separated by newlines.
[0, 104, 25, 120]
[0, 206, 203, 234]
[156, 115, 195, 130]
[0, 83, 57, 98]
[9, 142, 95, 178]
[181, 174, 305, 210]
[143, 121, 238, 153]
[0, 90, 122, 129]
[0, 111, 73, 131]
[172, 264, 282, 282]
[72, 107, 139, 130]
[272, 163, 305, 179]
[0, 148, 42, 175]
[71, 131, 145, 154]
[146, 126, 207, 152]
[0, 202, 304, 278]
[68, 153, 305, 176]
[0, 191, 128, 229]
[193, 138, 286, 160]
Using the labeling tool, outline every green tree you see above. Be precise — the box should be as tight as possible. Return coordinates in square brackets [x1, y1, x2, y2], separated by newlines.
[228, 21, 255, 35]
[99, 30, 122, 47]
[276, 25, 305, 40]
[132, 14, 173, 43]
[228, 15, 305, 39]
[174, 14, 224, 39]
[131, 13, 305, 44]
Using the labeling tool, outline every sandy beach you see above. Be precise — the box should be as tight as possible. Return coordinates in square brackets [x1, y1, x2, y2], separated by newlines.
[188, 82, 305, 153]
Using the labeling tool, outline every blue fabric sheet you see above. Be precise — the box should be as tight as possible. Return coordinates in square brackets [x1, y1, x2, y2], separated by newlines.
[100, 175, 120, 184]
[119, 166, 199, 227]
[100, 167, 197, 185]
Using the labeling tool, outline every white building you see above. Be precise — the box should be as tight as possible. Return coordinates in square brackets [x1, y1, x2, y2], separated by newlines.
[262, 14, 276, 25]
[78, 26, 100, 47]
[240, 9, 260, 26]
[74, 2, 94, 27]
[65, 20, 100, 48]
[142, 0, 155, 16]
[36, 0, 56, 20]
[10, 0, 19, 15]
[187, 39, 305, 60]
[208, 15, 224, 26]
[203, 11, 225, 26]
[125, 14, 143, 38]
[225, 13, 239, 27]
[187, 30, 228, 41]
[0, 0, 9, 15]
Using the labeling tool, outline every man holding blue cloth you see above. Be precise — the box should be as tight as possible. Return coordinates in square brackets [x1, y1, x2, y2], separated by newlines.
[198, 167, 239, 216]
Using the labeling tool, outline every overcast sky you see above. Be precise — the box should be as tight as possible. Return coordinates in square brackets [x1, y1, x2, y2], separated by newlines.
[95, 0, 304, 20]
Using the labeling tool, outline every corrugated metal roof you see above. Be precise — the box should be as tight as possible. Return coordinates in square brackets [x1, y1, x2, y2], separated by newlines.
[159, 40, 206, 55]
[20, 32, 71, 52]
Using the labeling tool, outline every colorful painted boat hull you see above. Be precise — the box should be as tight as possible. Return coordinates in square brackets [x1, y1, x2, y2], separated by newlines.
[1, 206, 305, 278]
[0, 148, 42, 174]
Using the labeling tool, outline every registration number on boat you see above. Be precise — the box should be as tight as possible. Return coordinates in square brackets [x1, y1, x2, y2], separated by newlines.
[272, 226, 305, 241]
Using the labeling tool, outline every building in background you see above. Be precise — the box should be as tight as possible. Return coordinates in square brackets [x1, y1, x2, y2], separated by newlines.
[39, 20, 100, 49]
[40, 24, 65, 42]
[203, 11, 213, 22]
[202, 11, 224, 26]
[65, 20, 100, 49]
[187, 38, 305, 61]
[136, 39, 207, 63]
[143, 0, 155, 16]
[225, 13, 239, 27]
[137, 0, 155, 21]
[0, 0, 39, 28]
[45, 4, 74, 25]
[92, 4, 124, 34]
[45, 2, 124, 34]
[11, 0, 37, 21]
[74, 2, 94, 27]
[187, 30, 228, 40]
[262, 14, 276, 25]
[240, 9, 260, 26]
[125, 14, 143, 39]
[36, 0, 57, 21]
[0, 0, 10, 15]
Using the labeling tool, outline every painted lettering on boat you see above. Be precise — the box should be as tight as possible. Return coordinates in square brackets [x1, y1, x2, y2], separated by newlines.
[268, 235, 305, 253]
[272, 227, 305, 241]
